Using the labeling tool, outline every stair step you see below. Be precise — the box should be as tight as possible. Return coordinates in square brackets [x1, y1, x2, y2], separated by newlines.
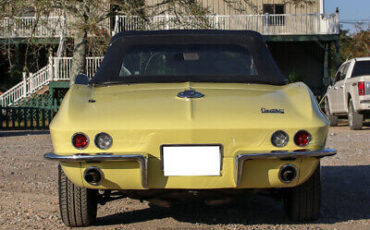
[36, 85, 50, 95]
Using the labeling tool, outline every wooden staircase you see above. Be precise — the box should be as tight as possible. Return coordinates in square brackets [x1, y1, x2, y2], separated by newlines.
[0, 56, 103, 106]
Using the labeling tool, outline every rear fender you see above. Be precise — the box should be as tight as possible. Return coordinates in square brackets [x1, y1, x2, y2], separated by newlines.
[282, 82, 328, 125]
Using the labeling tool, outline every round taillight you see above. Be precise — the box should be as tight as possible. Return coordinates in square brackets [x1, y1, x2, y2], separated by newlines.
[294, 130, 311, 147]
[95, 133, 113, 150]
[72, 133, 89, 149]
[271, 130, 289, 147]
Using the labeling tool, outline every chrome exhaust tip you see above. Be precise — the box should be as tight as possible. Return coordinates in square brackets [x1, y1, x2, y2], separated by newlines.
[84, 167, 104, 185]
[279, 164, 298, 183]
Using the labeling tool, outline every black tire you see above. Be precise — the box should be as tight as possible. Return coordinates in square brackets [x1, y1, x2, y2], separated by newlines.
[284, 164, 321, 221]
[348, 99, 363, 130]
[58, 165, 98, 227]
[324, 98, 338, 126]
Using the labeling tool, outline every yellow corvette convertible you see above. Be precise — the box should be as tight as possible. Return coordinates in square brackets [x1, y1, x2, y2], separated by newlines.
[45, 30, 336, 227]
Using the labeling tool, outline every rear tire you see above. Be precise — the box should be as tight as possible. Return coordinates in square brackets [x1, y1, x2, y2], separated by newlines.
[284, 163, 321, 221]
[324, 98, 338, 126]
[58, 165, 98, 227]
[348, 99, 363, 130]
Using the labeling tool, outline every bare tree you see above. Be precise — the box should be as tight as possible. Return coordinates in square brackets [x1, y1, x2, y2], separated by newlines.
[18, 0, 208, 84]
[57, 0, 211, 84]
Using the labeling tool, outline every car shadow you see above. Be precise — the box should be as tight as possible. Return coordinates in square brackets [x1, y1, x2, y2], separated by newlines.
[96, 165, 370, 226]
[0, 130, 50, 137]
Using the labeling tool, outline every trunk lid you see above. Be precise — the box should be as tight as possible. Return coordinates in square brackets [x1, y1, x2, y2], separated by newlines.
[51, 82, 328, 157]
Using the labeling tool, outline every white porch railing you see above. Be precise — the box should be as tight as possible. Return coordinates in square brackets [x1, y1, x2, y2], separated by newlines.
[0, 16, 66, 38]
[0, 56, 103, 106]
[114, 13, 339, 35]
[52, 57, 103, 81]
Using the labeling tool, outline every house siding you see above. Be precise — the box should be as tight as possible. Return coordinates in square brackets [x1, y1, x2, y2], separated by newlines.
[146, 0, 320, 15]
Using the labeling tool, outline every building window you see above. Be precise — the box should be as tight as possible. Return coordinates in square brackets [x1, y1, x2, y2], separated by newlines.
[263, 4, 285, 26]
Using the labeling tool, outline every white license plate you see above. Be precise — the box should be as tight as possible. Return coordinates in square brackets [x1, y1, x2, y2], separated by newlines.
[162, 145, 221, 176]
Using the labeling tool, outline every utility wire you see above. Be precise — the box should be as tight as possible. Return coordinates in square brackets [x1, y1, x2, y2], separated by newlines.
[340, 19, 370, 24]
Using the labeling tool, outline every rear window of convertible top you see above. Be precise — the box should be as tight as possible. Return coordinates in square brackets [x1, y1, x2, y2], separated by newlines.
[118, 44, 258, 79]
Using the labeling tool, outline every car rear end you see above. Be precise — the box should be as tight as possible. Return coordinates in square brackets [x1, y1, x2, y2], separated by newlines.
[351, 59, 370, 112]
[44, 30, 338, 227]
[356, 76, 370, 111]
[46, 82, 335, 190]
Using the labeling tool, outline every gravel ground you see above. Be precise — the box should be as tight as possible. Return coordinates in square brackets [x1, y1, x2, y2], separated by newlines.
[0, 124, 369, 230]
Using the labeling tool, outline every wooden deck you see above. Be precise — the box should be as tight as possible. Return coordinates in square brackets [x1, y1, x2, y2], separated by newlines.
[113, 13, 339, 36]
[0, 16, 65, 39]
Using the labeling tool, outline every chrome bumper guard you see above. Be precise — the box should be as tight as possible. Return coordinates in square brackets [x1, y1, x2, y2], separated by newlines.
[234, 148, 337, 186]
[44, 153, 148, 188]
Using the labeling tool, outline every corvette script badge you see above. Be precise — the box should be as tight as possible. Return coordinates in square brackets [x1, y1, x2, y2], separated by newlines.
[261, 108, 285, 114]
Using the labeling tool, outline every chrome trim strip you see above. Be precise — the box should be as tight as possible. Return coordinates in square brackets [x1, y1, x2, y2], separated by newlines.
[44, 153, 148, 188]
[234, 148, 336, 186]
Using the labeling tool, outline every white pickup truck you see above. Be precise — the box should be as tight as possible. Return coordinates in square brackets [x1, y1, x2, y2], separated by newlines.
[324, 57, 370, 130]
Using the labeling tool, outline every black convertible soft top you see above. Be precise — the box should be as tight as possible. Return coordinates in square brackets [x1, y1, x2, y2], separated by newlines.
[90, 30, 287, 85]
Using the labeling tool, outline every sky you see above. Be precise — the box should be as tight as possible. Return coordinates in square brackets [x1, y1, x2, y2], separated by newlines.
[325, 0, 370, 32]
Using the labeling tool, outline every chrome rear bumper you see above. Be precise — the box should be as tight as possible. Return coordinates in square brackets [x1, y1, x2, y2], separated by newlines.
[234, 148, 336, 186]
[44, 148, 336, 188]
[44, 153, 148, 188]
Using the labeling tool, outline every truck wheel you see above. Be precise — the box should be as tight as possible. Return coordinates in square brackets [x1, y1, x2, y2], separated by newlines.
[348, 99, 363, 130]
[283, 164, 321, 221]
[324, 98, 338, 126]
[58, 165, 98, 227]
